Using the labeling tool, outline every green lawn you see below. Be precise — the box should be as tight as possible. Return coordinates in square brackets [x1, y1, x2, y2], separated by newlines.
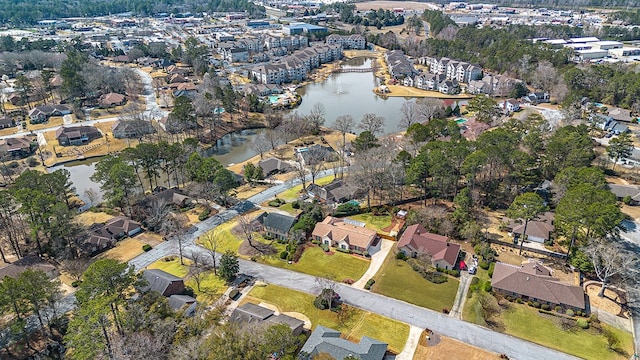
[501, 305, 633, 360]
[279, 175, 335, 200]
[246, 284, 409, 353]
[372, 251, 459, 311]
[198, 219, 243, 254]
[274, 201, 301, 215]
[147, 257, 227, 304]
[261, 246, 369, 282]
[347, 213, 392, 234]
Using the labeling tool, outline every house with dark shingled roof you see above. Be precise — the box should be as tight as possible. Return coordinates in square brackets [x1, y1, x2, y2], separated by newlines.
[298, 325, 387, 360]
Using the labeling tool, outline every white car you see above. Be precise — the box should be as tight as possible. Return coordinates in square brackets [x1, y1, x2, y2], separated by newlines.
[468, 265, 477, 275]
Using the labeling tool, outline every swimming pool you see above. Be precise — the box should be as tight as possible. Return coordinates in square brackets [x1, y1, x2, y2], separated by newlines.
[455, 118, 468, 124]
[268, 95, 280, 104]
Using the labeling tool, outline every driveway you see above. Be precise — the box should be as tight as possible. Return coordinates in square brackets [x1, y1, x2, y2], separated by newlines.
[449, 272, 472, 319]
[394, 325, 422, 360]
[352, 239, 394, 289]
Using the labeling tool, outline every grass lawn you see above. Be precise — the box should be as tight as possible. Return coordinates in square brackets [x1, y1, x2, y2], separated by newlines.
[279, 175, 335, 201]
[272, 201, 301, 215]
[261, 246, 369, 282]
[96, 238, 145, 262]
[501, 305, 633, 360]
[245, 284, 409, 353]
[76, 211, 114, 226]
[372, 251, 459, 312]
[347, 213, 392, 234]
[199, 219, 243, 254]
[147, 257, 227, 304]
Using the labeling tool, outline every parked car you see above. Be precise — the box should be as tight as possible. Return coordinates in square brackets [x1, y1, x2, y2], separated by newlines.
[468, 265, 477, 275]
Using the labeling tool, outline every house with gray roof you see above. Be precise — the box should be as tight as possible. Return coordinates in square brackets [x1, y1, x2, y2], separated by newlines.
[298, 325, 387, 360]
[230, 303, 304, 335]
[142, 269, 186, 297]
[168, 294, 197, 315]
[258, 157, 291, 176]
[609, 183, 640, 205]
[255, 212, 297, 240]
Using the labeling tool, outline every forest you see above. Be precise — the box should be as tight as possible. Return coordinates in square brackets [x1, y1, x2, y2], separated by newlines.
[0, 0, 265, 24]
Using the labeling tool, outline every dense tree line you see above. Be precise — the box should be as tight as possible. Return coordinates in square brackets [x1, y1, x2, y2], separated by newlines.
[564, 64, 640, 110]
[0, 0, 265, 25]
[611, 9, 640, 25]
[332, 4, 404, 29]
[421, 9, 457, 37]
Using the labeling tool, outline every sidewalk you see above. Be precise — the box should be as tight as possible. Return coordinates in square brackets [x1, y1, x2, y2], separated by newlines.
[394, 325, 422, 360]
[353, 239, 394, 289]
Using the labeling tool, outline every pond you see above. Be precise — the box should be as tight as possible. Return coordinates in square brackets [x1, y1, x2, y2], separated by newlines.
[294, 57, 409, 134]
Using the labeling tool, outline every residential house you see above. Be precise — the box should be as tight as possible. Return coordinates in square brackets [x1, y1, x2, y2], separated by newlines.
[0, 255, 59, 280]
[298, 325, 387, 360]
[83, 216, 142, 254]
[306, 180, 365, 204]
[230, 303, 305, 335]
[491, 260, 586, 311]
[55, 125, 102, 146]
[503, 212, 554, 244]
[98, 92, 126, 108]
[522, 92, 550, 104]
[111, 119, 156, 139]
[167, 294, 197, 315]
[142, 188, 193, 209]
[142, 269, 186, 297]
[257, 157, 290, 176]
[590, 114, 629, 135]
[608, 107, 634, 123]
[397, 224, 461, 270]
[499, 98, 521, 114]
[49, 75, 63, 88]
[0, 116, 14, 129]
[168, 74, 186, 84]
[255, 212, 296, 240]
[608, 184, 640, 205]
[29, 104, 71, 123]
[0, 136, 36, 159]
[312, 216, 380, 254]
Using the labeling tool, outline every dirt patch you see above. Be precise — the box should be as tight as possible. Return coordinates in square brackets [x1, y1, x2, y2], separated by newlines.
[413, 335, 502, 360]
[76, 211, 115, 226]
[586, 284, 626, 316]
[135, 232, 165, 246]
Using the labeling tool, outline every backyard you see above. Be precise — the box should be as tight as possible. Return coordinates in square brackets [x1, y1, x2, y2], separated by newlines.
[245, 284, 409, 353]
[147, 257, 227, 304]
[347, 213, 392, 234]
[372, 250, 459, 311]
[278, 174, 335, 201]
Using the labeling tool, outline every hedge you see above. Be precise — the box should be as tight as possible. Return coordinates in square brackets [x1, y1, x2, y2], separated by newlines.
[436, 267, 460, 277]
[268, 198, 285, 207]
[280, 251, 288, 259]
[407, 259, 448, 284]
[321, 244, 329, 252]
[142, 244, 152, 252]
[488, 262, 495, 277]
[335, 247, 351, 254]
[198, 208, 211, 221]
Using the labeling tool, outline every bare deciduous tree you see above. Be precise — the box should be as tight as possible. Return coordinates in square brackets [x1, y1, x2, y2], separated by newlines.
[189, 251, 206, 291]
[333, 114, 354, 145]
[62, 258, 91, 281]
[264, 128, 282, 151]
[358, 113, 385, 135]
[399, 100, 420, 130]
[162, 213, 190, 265]
[237, 215, 256, 249]
[584, 238, 638, 297]
[144, 198, 171, 232]
[307, 103, 326, 134]
[305, 146, 327, 186]
[532, 60, 559, 94]
[250, 133, 271, 160]
[416, 98, 445, 123]
[84, 188, 99, 207]
[202, 231, 219, 275]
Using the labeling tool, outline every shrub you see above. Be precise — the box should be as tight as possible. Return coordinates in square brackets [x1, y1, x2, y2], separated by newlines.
[516, 298, 523, 304]
[183, 286, 195, 297]
[364, 278, 375, 290]
[363, 251, 369, 257]
[555, 306, 562, 312]
[482, 281, 492, 292]
[442, 308, 450, 314]
[532, 301, 541, 309]
[286, 252, 294, 261]
[488, 262, 495, 277]
[541, 304, 551, 311]
[313, 296, 326, 310]
[280, 251, 288, 259]
[479, 260, 490, 270]
[334, 202, 361, 216]
[566, 309, 575, 317]
[336, 247, 350, 254]
[311, 239, 320, 245]
[291, 201, 300, 209]
[396, 251, 408, 260]
[577, 318, 589, 329]
[321, 244, 329, 252]
[406, 259, 448, 284]
[164, 255, 177, 262]
[589, 314, 600, 324]
[268, 198, 285, 207]
[71, 280, 81, 287]
[343, 278, 354, 284]
[26, 157, 39, 167]
[351, 249, 363, 255]
[198, 208, 211, 221]
[142, 244, 152, 252]
[470, 277, 480, 286]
